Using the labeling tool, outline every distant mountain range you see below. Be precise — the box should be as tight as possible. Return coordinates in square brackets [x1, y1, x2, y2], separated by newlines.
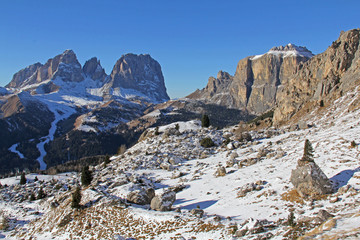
[187, 44, 314, 114]
[0, 51, 170, 174]
[1, 28, 359, 175]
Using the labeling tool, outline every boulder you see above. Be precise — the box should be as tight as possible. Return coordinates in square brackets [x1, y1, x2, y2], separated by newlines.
[290, 160, 333, 198]
[127, 188, 155, 205]
[229, 151, 239, 160]
[150, 190, 176, 211]
[298, 120, 309, 130]
[237, 181, 265, 197]
[214, 166, 227, 177]
[257, 147, 270, 158]
[190, 208, 204, 218]
[160, 162, 173, 171]
[164, 128, 181, 137]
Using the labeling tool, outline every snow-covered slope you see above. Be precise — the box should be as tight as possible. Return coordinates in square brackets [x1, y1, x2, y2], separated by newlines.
[1, 87, 360, 239]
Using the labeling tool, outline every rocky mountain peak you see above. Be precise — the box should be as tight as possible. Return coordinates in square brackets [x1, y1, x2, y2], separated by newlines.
[6, 50, 84, 88]
[59, 49, 80, 65]
[251, 43, 314, 61]
[273, 28, 360, 124]
[217, 70, 232, 80]
[83, 57, 107, 81]
[268, 43, 314, 58]
[108, 53, 170, 103]
[188, 44, 313, 114]
[52, 49, 84, 82]
[6, 62, 42, 88]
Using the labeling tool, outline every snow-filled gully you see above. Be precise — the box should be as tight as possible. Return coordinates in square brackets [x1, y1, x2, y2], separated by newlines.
[36, 104, 75, 170]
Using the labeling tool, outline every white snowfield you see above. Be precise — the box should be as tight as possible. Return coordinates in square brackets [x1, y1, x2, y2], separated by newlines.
[1, 89, 360, 239]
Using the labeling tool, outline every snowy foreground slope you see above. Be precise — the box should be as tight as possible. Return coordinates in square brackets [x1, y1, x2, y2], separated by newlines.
[1, 90, 360, 239]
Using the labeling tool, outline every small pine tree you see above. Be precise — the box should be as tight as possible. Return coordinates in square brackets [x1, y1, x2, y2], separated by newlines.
[319, 100, 324, 107]
[154, 126, 160, 135]
[30, 192, 36, 201]
[200, 137, 215, 148]
[201, 114, 210, 128]
[34, 176, 38, 182]
[20, 172, 26, 185]
[0, 213, 9, 230]
[175, 123, 180, 131]
[37, 187, 46, 200]
[71, 186, 82, 209]
[287, 211, 296, 227]
[301, 139, 314, 162]
[81, 166, 93, 186]
[351, 140, 356, 148]
[103, 155, 110, 167]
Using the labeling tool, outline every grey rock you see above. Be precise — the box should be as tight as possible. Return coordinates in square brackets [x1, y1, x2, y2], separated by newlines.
[298, 121, 309, 130]
[238, 132, 252, 142]
[127, 187, 155, 205]
[237, 181, 265, 197]
[83, 57, 107, 81]
[229, 151, 239, 160]
[164, 128, 181, 137]
[257, 147, 270, 158]
[150, 190, 176, 211]
[214, 166, 226, 177]
[290, 160, 333, 198]
[235, 229, 248, 237]
[108, 53, 169, 103]
[160, 162, 173, 171]
[190, 208, 204, 218]
[318, 209, 334, 222]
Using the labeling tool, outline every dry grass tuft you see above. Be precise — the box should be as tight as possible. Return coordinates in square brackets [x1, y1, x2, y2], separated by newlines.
[281, 189, 304, 204]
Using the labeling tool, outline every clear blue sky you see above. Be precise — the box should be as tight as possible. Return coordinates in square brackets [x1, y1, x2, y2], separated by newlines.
[0, 0, 359, 98]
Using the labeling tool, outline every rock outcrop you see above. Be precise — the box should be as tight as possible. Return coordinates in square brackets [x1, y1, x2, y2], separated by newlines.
[127, 188, 155, 205]
[6, 50, 84, 88]
[290, 159, 333, 198]
[6, 51, 169, 104]
[274, 29, 360, 123]
[150, 190, 176, 211]
[188, 44, 313, 114]
[107, 53, 170, 103]
[83, 57, 107, 81]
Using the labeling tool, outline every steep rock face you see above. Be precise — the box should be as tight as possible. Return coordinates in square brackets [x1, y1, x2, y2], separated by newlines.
[188, 44, 313, 114]
[274, 29, 360, 123]
[187, 71, 235, 106]
[6, 63, 42, 88]
[6, 50, 84, 89]
[83, 57, 107, 81]
[108, 54, 169, 103]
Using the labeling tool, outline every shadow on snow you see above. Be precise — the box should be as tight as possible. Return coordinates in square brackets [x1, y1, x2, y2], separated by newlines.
[174, 199, 218, 210]
[330, 167, 360, 190]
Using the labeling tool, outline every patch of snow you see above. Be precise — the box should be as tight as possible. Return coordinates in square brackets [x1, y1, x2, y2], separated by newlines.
[144, 109, 162, 118]
[157, 120, 202, 133]
[8, 143, 25, 159]
[78, 125, 97, 133]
